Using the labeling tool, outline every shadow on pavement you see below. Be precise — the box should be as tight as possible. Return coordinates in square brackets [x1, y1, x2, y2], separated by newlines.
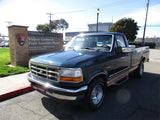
[41, 72, 160, 120]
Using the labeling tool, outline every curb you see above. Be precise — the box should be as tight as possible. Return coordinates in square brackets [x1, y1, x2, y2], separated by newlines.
[0, 86, 34, 101]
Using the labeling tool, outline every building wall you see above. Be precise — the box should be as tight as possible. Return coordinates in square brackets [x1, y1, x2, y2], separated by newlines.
[88, 22, 113, 32]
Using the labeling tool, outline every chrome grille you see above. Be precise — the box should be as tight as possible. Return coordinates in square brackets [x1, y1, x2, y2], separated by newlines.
[30, 63, 59, 81]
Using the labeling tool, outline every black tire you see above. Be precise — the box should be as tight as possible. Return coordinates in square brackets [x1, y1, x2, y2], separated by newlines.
[134, 62, 144, 78]
[87, 77, 105, 111]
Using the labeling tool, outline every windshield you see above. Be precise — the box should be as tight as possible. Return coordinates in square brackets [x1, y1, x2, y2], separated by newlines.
[65, 35, 113, 51]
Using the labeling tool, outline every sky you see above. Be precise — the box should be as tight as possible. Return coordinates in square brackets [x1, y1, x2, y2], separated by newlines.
[0, 0, 160, 38]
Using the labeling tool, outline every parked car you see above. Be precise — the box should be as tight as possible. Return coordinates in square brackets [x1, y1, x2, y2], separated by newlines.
[28, 32, 149, 110]
[0, 41, 9, 47]
[0, 41, 5, 47]
[4, 42, 9, 47]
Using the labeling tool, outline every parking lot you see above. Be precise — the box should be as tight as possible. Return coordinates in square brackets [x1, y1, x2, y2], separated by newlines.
[0, 49, 160, 120]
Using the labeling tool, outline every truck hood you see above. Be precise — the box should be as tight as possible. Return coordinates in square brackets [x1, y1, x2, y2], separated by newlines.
[30, 50, 111, 68]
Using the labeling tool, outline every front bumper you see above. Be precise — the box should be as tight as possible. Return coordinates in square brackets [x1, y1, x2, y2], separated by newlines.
[27, 73, 88, 101]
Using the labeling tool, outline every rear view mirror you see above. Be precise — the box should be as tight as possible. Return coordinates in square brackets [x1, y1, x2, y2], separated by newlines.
[122, 47, 131, 53]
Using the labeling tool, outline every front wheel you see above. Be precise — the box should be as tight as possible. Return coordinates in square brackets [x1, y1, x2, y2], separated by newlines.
[134, 62, 144, 78]
[87, 78, 105, 110]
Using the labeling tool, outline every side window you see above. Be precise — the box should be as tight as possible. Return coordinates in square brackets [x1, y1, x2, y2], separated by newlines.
[116, 35, 126, 47]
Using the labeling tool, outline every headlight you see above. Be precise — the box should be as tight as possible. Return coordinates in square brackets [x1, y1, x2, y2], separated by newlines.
[60, 68, 83, 82]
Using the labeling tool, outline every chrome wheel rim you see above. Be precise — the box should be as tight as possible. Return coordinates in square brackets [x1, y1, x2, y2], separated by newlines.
[91, 84, 103, 105]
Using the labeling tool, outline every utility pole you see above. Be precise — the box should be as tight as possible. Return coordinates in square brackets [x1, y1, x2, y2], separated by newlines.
[46, 13, 54, 32]
[142, 0, 150, 46]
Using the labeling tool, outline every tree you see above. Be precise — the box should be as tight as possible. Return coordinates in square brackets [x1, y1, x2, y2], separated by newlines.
[55, 19, 69, 31]
[110, 18, 139, 41]
[36, 19, 69, 32]
[36, 24, 50, 32]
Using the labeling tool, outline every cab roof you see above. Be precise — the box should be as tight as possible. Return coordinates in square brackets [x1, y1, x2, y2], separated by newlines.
[76, 32, 125, 36]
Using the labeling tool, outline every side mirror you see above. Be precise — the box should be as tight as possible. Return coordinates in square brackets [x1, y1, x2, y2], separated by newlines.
[122, 47, 131, 53]
[129, 45, 136, 49]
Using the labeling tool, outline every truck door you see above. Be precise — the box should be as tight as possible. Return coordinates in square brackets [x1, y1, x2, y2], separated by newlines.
[110, 35, 131, 76]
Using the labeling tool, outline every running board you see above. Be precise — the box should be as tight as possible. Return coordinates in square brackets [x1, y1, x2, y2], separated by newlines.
[107, 71, 130, 86]
[114, 75, 128, 85]
[107, 66, 138, 87]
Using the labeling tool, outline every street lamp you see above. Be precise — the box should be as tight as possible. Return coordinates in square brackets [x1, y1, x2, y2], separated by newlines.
[96, 8, 100, 32]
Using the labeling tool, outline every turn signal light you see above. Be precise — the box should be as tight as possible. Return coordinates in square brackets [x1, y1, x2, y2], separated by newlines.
[60, 76, 83, 82]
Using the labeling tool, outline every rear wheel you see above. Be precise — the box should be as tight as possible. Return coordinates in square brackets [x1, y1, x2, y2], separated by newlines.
[134, 62, 144, 78]
[87, 77, 105, 110]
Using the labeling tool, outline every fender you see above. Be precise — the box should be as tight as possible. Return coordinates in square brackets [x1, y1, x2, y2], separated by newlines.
[87, 70, 108, 84]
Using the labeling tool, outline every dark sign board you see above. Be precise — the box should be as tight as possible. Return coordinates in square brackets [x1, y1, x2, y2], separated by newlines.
[28, 31, 63, 55]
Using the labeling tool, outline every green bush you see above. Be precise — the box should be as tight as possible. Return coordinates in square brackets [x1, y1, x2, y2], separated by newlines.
[145, 42, 156, 48]
[129, 41, 156, 48]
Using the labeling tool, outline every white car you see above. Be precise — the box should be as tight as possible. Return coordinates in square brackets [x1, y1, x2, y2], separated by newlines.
[0, 41, 9, 47]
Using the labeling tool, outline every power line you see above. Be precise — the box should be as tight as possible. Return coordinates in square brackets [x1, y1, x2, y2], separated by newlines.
[55, 9, 88, 14]
[139, 25, 160, 27]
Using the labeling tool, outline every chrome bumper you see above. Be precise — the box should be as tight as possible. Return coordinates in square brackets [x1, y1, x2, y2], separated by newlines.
[27, 73, 88, 100]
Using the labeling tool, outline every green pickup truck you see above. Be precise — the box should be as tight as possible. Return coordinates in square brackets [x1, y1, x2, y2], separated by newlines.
[28, 32, 149, 110]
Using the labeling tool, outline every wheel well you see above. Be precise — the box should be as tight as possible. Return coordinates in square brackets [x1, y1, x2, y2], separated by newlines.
[89, 74, 108, 86]
[142, 57, 145, 63]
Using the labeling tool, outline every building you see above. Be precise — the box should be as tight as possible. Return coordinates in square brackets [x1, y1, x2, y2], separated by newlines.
[64, 22, 113, 43]
[64, 31, 98, 43]
[88, 22, 113, 32]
